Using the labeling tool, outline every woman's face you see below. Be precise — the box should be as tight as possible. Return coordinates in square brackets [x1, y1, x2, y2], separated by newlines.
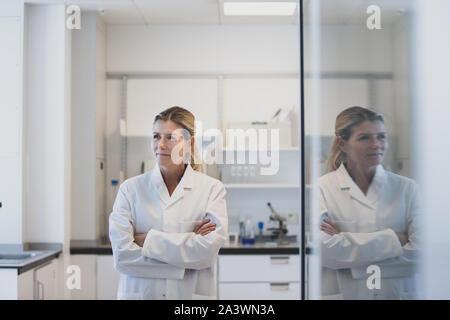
[152, 120, 191, 169]
[338, 120, 388, 170]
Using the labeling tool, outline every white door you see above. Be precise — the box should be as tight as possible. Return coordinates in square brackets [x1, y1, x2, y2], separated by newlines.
[18, 268, 34, 300]
[35, 260, 57, 300]
[96, 255, 120, 300]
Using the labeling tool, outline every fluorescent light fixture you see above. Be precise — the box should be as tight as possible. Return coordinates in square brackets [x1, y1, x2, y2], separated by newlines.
[223, 2, 297, 16]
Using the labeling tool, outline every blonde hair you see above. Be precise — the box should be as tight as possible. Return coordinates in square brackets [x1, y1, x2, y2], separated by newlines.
[327, 106, 384, 172]
[154, 106, 203, 172]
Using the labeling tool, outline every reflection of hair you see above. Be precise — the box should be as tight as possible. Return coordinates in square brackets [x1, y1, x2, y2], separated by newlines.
[327, 106, 384, 172]
[154, 106, 203, 172]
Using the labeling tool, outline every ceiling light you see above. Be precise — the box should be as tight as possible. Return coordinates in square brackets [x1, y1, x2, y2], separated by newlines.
[223, 2, 297, 16]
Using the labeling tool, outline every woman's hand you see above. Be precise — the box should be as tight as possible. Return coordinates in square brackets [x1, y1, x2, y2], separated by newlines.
[134, 233, 148, 247]
[193, 219, 216, 236]
[320, 219, 340, 236]
[395, 232, 408, 246]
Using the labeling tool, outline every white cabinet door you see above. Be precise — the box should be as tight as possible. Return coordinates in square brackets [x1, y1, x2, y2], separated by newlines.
[219, 282, 300, 300]
[218, 254, 301, 300]
[18, 269, 34, 300]
[219, 255, 300, 282]
[96, 255, 120, 300]
[35, 260, 57, 300]
[69, 255, 97, 300]
[0, 269, 19, 299]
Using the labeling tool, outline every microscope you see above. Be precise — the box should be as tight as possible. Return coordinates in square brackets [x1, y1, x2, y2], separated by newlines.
[266, 202, 288, 244]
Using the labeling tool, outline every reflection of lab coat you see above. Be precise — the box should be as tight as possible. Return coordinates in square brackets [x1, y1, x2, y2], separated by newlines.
[109, 164, 228, 300]
[318, 163, 421, 300]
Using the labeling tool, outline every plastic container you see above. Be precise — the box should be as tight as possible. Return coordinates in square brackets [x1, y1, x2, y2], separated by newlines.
[241, 216, 255, 245]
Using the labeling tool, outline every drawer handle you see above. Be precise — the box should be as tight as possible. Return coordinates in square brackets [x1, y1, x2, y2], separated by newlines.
[270, 283, 290, 291]
[270, 256, 290, 264]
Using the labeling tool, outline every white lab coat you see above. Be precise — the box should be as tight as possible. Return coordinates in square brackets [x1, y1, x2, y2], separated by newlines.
[318, 163, 421, 300]
[109, 164, 228, 300]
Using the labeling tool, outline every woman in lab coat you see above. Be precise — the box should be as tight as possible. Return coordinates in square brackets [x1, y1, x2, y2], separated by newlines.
[318, 106, 420, 300]
[109, 106, 228, 300]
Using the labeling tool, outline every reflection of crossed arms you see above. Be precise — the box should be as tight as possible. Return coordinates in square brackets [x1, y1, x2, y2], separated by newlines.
[319, 211, 417, 280]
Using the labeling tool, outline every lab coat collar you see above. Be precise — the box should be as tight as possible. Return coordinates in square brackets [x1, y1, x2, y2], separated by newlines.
[150, 163, 194, 208]
[336, 163, 386, 209]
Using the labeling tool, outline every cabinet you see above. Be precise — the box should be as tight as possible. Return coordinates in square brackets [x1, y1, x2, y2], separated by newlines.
[96, 255, 120, 300]
[218, 254, 300, 300]
[0, 259, 57, 300]
[69, 254, 120, 300]
[34, 260, 57, 300]
[17, 268, 34, 300]
[69, 254, 97, 300]
[220, 282, 300, 300]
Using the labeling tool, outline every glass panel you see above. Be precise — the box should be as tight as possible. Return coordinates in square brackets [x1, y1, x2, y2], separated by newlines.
[304, 0, 420, 299]
[102, 2, 303, 300]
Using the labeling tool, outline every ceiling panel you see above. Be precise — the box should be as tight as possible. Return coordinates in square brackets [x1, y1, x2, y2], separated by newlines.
[24, 0, 300, 25]
[135, 0, 220, 25]
[25, 0, 410, 25]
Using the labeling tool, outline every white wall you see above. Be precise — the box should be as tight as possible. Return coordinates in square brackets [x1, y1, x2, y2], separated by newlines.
[95, 16, 107, 241]
[105, 79, 122, 216]
[303, 23, 395, 137]
[24, 4, 71, 244]
[413, 0, 450, 299]
[71, 12, 97, 240]
[22, 4, 73, 300]
[392, 16, 411, 176]
[71, 12, 106, 240]
[303, 24, 393, 74]
[107, 25, 299, 73]
[0, 1, 24, 244]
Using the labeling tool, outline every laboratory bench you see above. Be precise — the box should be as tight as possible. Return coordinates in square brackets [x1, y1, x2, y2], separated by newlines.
[0, 243, 62, 299]
[0, 243, 62, 274]
[69, 239, 305, 300]
[70, 239, 302, 255]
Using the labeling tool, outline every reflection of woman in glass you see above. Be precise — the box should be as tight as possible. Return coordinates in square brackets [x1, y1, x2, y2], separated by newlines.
[318, 106, 420, 300]
[109, 106, 228, 300]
